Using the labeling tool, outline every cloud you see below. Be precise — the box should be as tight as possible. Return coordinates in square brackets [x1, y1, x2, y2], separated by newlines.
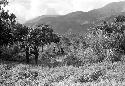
[5, 0, 31, 22]
[5, 0, 125, 23]
[71, 0, 123, 11]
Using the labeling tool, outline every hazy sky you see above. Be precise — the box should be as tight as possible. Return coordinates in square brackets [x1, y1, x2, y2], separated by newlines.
[4, 0, 125, 23]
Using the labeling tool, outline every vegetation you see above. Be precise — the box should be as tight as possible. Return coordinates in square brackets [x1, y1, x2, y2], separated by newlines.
[0, 1, 60, 64]
[0, 0, 125, 86]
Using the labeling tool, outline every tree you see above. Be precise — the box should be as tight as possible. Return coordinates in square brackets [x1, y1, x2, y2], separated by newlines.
[0, 0, 18, 60]
[88, 15, 125, 62]
[13, 23, 29, 42]
[0, 0, 8, 7]
[0, 0, 16, 46]
[0, 0, 34, 63]
[0, 10, 13, 45]
[29, 24, 60, 64]
[13, 23, 31, 63]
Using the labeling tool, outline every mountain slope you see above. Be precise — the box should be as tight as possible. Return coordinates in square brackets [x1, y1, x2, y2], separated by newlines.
[25, 1, 125, 34]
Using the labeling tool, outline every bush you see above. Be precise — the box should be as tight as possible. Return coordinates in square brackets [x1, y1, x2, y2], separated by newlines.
[0, 46, 14, 60]
[77, 70, 105, 83]
[0, 45, 24, 61]
[83, 47, 99, 63]
[109, 54, 121, 63]
[63, 54, 83, 67]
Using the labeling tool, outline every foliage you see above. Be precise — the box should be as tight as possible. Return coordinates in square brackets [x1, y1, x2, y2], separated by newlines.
[0, 0, 16, 45]
[0, 2, 60, 64]
[28, 24, 60, 64]
[0, 61, 125, 86]
[87, 15, 125, 63]
[0, 11, 15, 45]
[13, 23, 29, 42]
[63, 54, 83, 67]
[0, 44, 24, 61]
[0, 1, 125, 85]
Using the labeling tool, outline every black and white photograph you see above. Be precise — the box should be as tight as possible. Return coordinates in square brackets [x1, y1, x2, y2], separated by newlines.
[0, 0, 125, 85]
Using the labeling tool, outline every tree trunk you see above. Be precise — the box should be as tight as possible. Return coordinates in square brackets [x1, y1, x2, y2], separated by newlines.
[26, 46, 30, 63]
[34, 46, 39, 64]
[106, 49, 110, 61]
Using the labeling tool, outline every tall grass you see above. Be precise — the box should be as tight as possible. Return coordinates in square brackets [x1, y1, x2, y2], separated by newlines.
[0, 61, 125, 86]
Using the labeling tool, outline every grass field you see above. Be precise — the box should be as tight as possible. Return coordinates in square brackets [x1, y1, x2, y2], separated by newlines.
[0, 60, 125, 86]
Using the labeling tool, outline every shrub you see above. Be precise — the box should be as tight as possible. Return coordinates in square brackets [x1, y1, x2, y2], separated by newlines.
[77, 70, 105, 83]
[83, 47, 99, 63]
[63, 54, 83, 67]
[0, 45, 25, 62]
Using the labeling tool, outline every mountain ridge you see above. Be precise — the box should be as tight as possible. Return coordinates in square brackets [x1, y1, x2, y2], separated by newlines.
[25, 1, 125, 34]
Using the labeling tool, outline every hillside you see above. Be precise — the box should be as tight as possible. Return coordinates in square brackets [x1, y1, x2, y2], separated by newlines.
[1, 0, 125, 85]
[25, 1, 125, 34]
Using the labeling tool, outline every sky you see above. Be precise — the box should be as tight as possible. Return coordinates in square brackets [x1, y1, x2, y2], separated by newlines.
[4, 0, 125, 23]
